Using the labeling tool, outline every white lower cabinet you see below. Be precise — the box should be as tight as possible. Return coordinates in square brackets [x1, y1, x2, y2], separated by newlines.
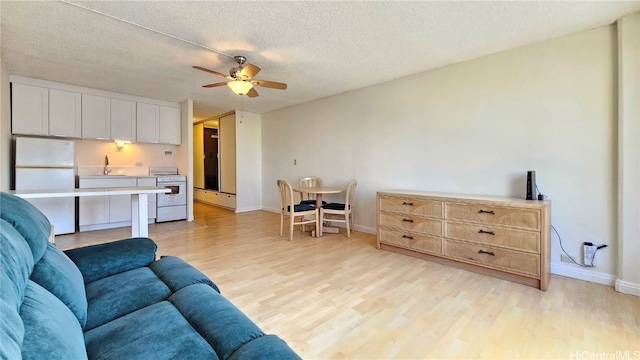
[79, 177, 136, 231]
[194, 188, 236, 210]
[137, 178, 157, 221]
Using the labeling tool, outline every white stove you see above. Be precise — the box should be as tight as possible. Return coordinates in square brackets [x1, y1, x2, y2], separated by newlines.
[150, 167, 186, 222]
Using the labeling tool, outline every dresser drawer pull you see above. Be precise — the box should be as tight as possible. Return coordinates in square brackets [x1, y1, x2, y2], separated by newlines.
[478, 229, 495, 235]
[478, 249, 495, 256]
[402, 235, 414, 240]
[402, 218, 414, 223]
[478, 209, 495, 214]
[402, 201, 414, 206]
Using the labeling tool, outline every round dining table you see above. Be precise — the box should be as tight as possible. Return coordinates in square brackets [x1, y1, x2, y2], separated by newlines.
[293, 186, 344, 236]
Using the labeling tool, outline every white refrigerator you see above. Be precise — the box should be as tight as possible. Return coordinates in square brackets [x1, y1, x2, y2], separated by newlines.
[15, 137, 76, 234]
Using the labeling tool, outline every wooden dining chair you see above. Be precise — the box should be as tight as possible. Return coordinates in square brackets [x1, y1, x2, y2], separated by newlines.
[298, 176, 321, 205]
[320, 180, 357, 238]
[277, 179, 319, 241]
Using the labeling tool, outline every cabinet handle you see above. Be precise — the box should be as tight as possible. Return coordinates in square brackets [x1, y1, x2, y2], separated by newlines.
[478, 229, 495, 235]
[402, 235, 414, 240]
[478, 250, 495, 256]
[478, 209, 495, 215]
[402, 218, 414, 223]
[402, 201, 414, 206]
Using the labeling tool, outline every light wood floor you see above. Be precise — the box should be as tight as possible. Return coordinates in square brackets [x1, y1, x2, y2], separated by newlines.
[57, 202, 640, 360]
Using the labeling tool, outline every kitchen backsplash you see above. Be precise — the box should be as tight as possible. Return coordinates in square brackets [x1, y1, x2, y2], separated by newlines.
[75, 139, 178, 172]
[76, 166, 151, 176]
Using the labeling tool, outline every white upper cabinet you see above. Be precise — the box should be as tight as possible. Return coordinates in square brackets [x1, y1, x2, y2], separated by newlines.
[10, 76, 180, 144]
[159, 106, 181, 145]
[11, 83, 49, 136]
[49, 89, 82, 138]
[110, 98, 136, 141]
[136, 102, 160, 143]
[82, 94, 111, 139]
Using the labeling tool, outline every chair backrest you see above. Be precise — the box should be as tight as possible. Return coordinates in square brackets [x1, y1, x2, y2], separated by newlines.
[344, 180, 357, 210]
[298, 176, 321, 188]
[298, 177, 321, 200]
[277, 179, 294, 211]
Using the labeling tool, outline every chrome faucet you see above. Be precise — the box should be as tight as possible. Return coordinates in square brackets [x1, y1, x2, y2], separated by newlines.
[103, 155, 111, 175]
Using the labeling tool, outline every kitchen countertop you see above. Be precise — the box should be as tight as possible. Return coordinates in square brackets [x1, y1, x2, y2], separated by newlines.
[10, 187, 169, 199]
[78, 175, 157, 179]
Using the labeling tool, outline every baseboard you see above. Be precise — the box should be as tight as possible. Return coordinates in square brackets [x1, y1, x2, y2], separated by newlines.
[550, 263, 616, 286]
[615, 279, 640, 296]
[235, 206, 262, 213]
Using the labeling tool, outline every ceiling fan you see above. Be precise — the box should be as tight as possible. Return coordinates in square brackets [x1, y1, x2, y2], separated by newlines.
[193, 56, 287, 98]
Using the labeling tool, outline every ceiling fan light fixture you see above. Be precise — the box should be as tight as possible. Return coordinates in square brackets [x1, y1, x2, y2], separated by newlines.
[228, 80, 253, 95]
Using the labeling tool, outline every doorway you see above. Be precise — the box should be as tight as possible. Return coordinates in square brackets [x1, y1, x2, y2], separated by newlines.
[204, 127, 218, 191]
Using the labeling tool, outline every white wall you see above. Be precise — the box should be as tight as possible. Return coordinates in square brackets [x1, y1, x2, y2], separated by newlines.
[235, 110, 262, 212]
[178, 99, 194, 221]
[0, 59, 10, 192]
[616, 13, 640, 296]
[263, 26, 619, 284]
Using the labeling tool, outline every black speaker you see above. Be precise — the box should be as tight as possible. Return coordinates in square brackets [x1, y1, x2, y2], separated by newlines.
[526, 171, 536, 200]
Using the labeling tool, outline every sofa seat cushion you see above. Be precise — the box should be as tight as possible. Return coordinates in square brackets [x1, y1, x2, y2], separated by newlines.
[168, 284, 264, 360]
[30, 242, 88, 328]
[84, 301, 218, 360]
[84, 267, 171, 331]
[20, 280, 87, 360]
[149, 255, 220, 293]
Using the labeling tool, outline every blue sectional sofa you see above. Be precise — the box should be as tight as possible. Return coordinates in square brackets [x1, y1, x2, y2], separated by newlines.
[0, 192, 301, 360]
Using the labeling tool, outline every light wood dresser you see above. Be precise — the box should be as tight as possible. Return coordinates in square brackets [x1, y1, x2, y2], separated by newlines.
[377, 191, 551, 290]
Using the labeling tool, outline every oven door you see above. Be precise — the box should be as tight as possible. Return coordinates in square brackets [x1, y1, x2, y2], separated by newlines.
[157, 182, 186, 207]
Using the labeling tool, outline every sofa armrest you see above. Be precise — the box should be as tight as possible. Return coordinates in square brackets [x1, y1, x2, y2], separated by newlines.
[64, 238, 157, 283]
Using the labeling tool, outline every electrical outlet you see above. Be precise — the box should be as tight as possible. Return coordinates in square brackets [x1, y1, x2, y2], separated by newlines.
[560, 255, 573, 263]
[135, 162, 142, 167]
[583, 244, 597, 266]
[294, 159, 297, 165]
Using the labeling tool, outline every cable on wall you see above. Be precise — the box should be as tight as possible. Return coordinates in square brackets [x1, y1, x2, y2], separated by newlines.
[60, 0, 235, 60]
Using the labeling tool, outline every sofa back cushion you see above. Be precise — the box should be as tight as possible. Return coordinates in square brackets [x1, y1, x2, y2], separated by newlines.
[0, 221, 34, 359]
[30, 242, 88, 328]
[19, 280, 88, 360]
[0, 192, 50, 263]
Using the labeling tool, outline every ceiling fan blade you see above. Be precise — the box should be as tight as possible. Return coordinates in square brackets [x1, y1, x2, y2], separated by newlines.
[240, 64, 261, 79]
[202, 82, 228, 88]
[253, 80, 287, 90]
[193, 65, 228, 78]
[247, 88, 259, 98]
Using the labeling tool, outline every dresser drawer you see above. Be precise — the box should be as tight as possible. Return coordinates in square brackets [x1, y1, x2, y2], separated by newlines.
[379, 212, 443, 236]
[446, 221, 540, 253]
[379, 196, 443, 218]
[444, 239, 540, 277]
[379, 228, 443, 255]
[446, 202, 540, 230]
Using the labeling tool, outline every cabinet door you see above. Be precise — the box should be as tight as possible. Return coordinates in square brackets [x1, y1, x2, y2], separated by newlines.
[137, 178, 157, 219]
[82, 94, 111, 139]
[136, 102, 159, 143]
[105, 178, 136, 223]
[11, 83, 49, 136]
[49, 89, 82, 138]
[110, 194, 133, 223]
[110, 99, 136, 141]
[159, 106, 181, 144]
[78, 179, 109, 226]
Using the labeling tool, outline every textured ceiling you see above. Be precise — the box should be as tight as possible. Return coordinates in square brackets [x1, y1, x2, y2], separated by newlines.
[1, 1, 638, 121]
